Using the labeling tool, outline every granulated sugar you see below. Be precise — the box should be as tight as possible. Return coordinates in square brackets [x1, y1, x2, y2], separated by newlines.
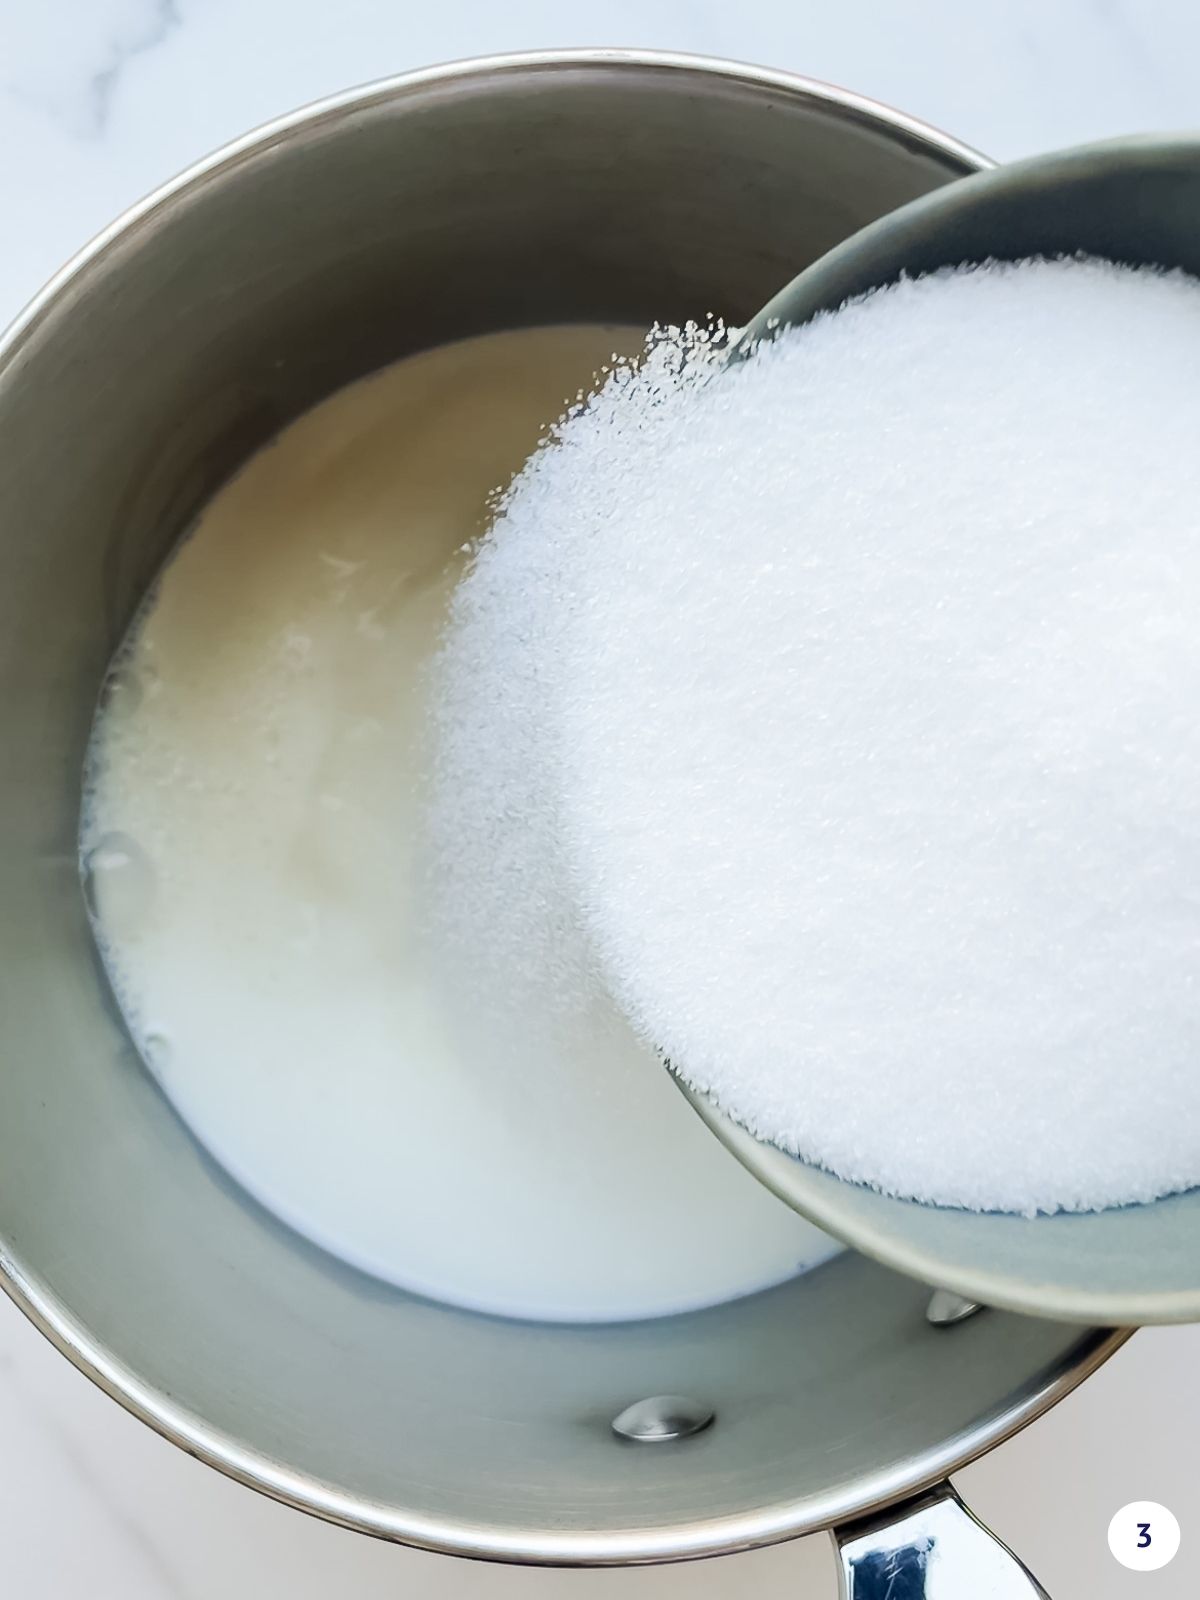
[435, 259, 1200, 1216]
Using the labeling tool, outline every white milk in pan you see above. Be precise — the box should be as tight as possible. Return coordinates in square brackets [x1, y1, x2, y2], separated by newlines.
[82, 325, 837, 1323]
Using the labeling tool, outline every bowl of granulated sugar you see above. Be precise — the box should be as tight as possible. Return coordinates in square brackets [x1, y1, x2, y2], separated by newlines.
[434, 135, 1200, 1326]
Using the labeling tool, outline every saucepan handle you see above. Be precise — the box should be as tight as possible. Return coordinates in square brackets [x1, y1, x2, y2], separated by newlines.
[833, 1482, 1050, 1598]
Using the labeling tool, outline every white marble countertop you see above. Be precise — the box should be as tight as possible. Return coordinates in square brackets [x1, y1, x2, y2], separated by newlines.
[2, 2, 1199, 1596]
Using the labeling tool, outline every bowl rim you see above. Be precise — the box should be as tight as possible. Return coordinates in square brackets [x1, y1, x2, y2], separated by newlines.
[745, 128, 1200, 347]
[685, 1080, 1200, 1327]
[0, 47, 1117, 1568]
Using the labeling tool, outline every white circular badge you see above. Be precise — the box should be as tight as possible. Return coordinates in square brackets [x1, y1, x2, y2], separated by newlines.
[1108, 1502, 1180, 1571]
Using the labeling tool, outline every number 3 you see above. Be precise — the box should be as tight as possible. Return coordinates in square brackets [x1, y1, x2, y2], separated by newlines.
[1137, 1523, 1152, 1549]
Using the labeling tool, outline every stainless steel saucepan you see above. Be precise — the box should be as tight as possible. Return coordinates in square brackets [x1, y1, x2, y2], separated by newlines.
[0, 50, 1121, 1595]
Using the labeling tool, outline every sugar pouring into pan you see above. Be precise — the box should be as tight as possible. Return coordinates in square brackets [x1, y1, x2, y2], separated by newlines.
[1, 54, 1187, 1600]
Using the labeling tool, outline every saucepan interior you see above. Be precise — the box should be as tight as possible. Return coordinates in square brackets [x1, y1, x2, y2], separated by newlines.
[0, 51, 1117, 1562]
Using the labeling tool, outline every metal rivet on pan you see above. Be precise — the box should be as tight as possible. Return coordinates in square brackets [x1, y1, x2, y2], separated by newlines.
[926, 1289, 983, 1327]
[611, 1394, 715, 1443]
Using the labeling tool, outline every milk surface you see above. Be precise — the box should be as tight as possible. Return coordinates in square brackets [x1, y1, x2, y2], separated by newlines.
[83, 325, 837, 1322]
